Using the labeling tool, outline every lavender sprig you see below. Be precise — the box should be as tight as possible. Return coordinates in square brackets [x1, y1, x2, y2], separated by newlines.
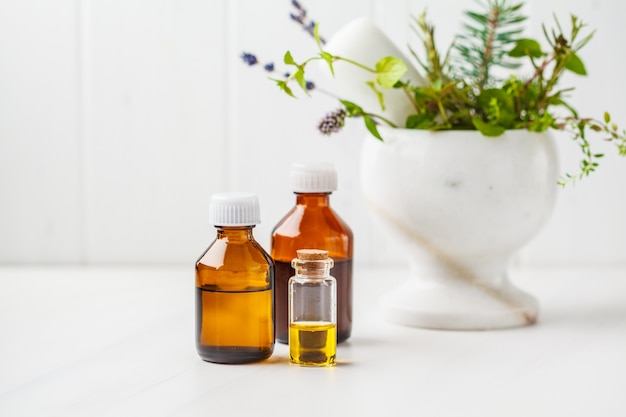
[290, 0, 325, 44]
[240, 51, 316, 91]
[318, 108, 347, 135]
[241, 52, 258, 66]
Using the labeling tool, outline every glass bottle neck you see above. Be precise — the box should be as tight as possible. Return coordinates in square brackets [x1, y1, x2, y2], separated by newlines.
[295, 193, 331, 207]
[215, 227, 255, 241]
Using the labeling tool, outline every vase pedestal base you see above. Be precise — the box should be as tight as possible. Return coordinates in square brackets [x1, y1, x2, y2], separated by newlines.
[360, 127, 558, 331]
[379, 278, 539, 330]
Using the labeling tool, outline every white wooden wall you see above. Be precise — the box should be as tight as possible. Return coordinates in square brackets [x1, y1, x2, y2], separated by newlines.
[1, 0, 625, 265]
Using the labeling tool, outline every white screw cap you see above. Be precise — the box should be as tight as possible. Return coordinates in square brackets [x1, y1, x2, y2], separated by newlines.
[209, 192, 261, 226]
[289, 163, 337, 193]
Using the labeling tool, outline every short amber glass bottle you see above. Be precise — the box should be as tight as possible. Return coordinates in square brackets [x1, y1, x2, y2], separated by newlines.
[195, 192, 274, 364]
[271, 163, 353, 344]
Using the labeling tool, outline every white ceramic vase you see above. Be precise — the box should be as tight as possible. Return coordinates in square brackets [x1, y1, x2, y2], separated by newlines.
[361, 127, 559, 330]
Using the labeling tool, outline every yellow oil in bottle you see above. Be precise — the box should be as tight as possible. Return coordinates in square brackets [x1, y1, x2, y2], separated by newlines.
[289, 321, 336, 367]
[196, 286, 273, 363]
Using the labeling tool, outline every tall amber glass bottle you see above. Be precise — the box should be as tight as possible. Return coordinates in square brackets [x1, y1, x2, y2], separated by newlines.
[196, 192, 274, 364]
[271, 163, 353, 344]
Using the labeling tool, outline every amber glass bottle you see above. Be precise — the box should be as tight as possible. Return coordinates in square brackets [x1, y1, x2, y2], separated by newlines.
[195, 192, 274, 364]
[272, 163, 353, 344]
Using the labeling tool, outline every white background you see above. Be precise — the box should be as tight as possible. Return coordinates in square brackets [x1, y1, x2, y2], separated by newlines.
[1, 0, 625, 266]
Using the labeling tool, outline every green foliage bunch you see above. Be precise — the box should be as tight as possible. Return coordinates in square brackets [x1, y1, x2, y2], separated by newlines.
[275, 0, 626, 185]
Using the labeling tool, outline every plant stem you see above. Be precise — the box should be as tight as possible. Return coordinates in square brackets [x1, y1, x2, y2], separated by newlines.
[403, 85, 420, 113]
[478, 6, 500, 90]
[437, 99, 450, 126]
[336, 56, 376, 73]
[369, 113, 398, 128]
[524, 54, 555, 88]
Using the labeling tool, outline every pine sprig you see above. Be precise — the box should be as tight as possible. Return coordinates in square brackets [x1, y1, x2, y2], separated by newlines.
[454, 0, 526, 90]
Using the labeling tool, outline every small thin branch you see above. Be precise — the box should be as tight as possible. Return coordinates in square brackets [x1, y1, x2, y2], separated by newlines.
[478, 6, 500, 90]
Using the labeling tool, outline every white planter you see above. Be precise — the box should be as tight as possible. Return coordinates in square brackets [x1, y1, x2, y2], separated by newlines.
[361, 127, 559, 330]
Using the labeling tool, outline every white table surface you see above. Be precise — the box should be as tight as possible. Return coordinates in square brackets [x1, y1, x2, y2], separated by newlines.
[1, 265, 625, 417]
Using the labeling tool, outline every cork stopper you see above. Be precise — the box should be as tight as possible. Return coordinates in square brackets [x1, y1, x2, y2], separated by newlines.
[296, 249, 329, 260]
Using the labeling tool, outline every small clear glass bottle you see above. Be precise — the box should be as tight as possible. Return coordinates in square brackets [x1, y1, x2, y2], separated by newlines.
[272, 163, 353, 345]
[289, 249, 337, 367]
[195, 192, 274, 364]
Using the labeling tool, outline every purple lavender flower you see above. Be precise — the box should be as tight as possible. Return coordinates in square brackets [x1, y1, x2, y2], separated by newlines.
[241, 4, 323, 97]
[241, 52, 258, 66]
[289, 1, 325, 44]
[318, 108, 347, 135]
[290, 13, 304, 24]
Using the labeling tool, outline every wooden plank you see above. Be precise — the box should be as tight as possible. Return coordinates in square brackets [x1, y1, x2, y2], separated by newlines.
[0, 0, 82, 263]
[82, 0, 227, 263]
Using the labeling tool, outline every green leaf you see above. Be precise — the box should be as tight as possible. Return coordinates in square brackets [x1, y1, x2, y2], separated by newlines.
[339, 99, 364, 117]
[414, 87, 437, 101]
[466, 11, 488, 24]
[471, 117, 506, 137]
[526, 112, 554, 132]
[498, 109, 516, 127]
[565, 53, 587, 75]
[477, 88, 514, 110]
[284, 51, 296, 66]
[320, 51, 335, 76]
[432, 78, 443, 91]
[314, 23, 322, 49]
[604, 112, 611, 123]
[375, 56, 408, 89]
[366, 81, 385, 111]
[293, 69, 307, 93]
[272, 78, 296, 98]
[406, 114, 433, 129]
[476, 88, 515, 127]
[363, 115, 383, 141]
[508, 39, 543, 58]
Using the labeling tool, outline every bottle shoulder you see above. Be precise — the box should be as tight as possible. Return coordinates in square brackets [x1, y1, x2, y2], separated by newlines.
[197, 237, 273, 269]
[272, 204, 353, 235]
[196, 237, 273, 291]
[271, 205, 353, 262]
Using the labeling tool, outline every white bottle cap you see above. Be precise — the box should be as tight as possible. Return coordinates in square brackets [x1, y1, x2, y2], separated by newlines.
[209, 192, 261, 226]
[289, 163, 337, 193]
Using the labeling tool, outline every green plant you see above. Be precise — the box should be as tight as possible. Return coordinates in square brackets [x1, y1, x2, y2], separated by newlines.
[270, 0, 626, 186]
